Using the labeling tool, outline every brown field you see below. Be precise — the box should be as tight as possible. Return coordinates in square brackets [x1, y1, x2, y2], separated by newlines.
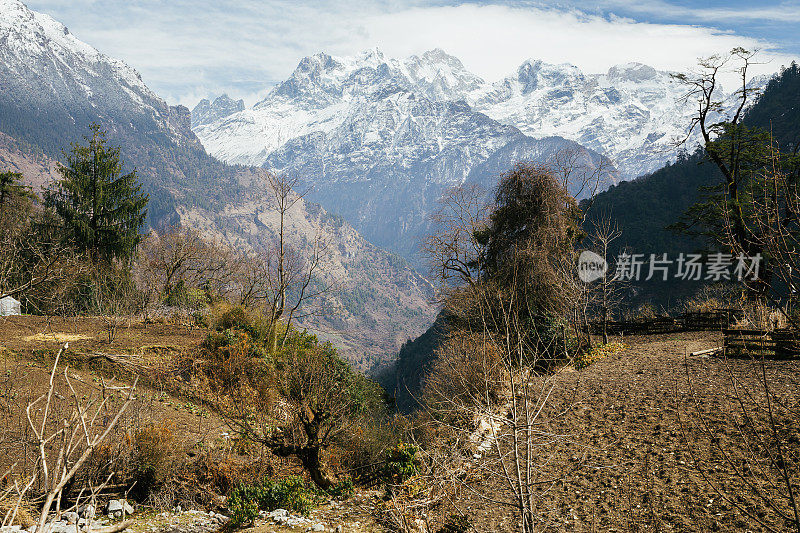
[0, 314, 204, 354]
[457, 331, 800, 532]
[0, 315, 223, 488]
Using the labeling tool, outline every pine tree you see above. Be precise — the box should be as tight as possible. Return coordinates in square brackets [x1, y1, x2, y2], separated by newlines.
[48, 124, 148, 263]
[0, 170, 33, 209]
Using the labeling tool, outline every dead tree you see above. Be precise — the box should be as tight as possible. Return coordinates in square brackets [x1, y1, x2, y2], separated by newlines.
[261, 171, 333, 352]
[588, 216, 624, 344]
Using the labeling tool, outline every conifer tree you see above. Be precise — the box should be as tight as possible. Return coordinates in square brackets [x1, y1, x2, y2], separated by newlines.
[48, 125, 148, 263]
[0, 171, 33, 209]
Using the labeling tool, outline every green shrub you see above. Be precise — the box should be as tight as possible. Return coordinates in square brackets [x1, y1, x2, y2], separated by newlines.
[214, 305, 250, 332]
[227, 476, 319, 527]
[187, 288, 208, 308]
[164, 280, 189, 307]
[210, 303, 271, 343]
[383, 442, 418, 485]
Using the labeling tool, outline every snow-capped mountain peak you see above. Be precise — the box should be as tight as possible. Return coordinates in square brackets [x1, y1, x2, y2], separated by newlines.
[0, 0, 158, 107]
[513, 59, 585, 94]
[606, 62, 659, 83]
[191, 49, 615, 263]
[192, 48, 767, 196]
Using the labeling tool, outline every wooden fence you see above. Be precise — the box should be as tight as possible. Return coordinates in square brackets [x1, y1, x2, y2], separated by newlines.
[723, 329, 775, 356]
[589, 316, 680, 336]
[680, 309, 744, 331]
[723, 328, 800, 359]
[773, 329, 800, 359]
[590, 308, 746, 337]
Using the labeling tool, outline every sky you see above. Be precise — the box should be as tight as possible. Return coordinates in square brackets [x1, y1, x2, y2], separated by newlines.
[24, 0, 800, 107]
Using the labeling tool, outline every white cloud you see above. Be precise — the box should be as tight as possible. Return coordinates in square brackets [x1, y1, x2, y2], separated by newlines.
[600, 0, 800, 23]
[357, 4, 792, 84]
[24, 1, 799, 106]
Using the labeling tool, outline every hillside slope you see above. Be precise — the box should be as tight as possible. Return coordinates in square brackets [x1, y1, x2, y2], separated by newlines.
[0, 0, 436, 367]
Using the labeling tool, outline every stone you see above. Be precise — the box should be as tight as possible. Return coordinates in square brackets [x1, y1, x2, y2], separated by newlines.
[78, 505, 95, 519]
[106, 500, 122, 516]
[48, 521, 72, 533]
[122, 501, 134, 516]
[63, 511, 79, 524]
[311, 524, 325, 532]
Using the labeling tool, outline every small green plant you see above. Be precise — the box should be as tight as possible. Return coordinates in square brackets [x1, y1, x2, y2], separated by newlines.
[227, 476, 319, 528]
[383, 442, 419, 485]
[574, 341, 626, 370]
[326, 477, 354, 499]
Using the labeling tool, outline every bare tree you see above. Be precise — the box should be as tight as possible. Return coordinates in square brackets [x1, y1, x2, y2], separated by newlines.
[672, 48, 772, 295]
[260, 171, 333, 351]
[741, 141, 800, 318]
[424, 183, 488, 294]
[135, 226, 233, 308]
[414, 276, 581, 532]
[588, 216, 625, 343]
[0, 202, 75, 303]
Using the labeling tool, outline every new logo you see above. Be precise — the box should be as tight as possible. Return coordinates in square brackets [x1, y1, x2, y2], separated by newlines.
[577, 251, 607, 283]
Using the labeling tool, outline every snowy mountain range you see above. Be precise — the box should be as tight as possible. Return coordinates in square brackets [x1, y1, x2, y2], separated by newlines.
[192, 48, 770, 262]
[193, 49, 616, 260]
[194, 48, 751, 181]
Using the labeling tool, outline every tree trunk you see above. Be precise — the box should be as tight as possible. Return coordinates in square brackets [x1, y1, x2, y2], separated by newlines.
[299, 447, 338, 489]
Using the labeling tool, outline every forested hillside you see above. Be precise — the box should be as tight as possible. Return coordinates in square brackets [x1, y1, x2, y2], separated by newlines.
[582, 62, 800, 308]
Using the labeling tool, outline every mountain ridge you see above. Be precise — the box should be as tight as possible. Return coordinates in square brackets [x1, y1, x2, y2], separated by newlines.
[193, 47, 763, 180]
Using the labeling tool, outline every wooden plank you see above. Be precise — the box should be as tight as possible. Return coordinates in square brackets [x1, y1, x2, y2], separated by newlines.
[690, 347, 723, 356]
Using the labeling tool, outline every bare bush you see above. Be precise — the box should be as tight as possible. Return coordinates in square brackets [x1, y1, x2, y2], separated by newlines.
[2, 343, 138, 531]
